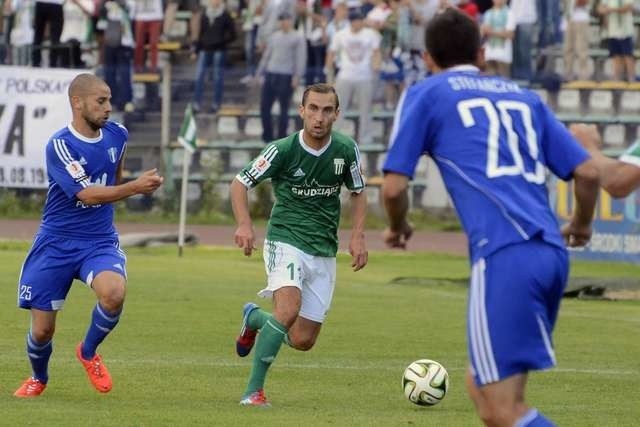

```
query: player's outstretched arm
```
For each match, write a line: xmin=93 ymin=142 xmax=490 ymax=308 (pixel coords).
xmin=349 ymin=191 xmax=368 ymax=271
xmin=230 ymin=178 xmax=256 ymax=257
xmin=572 ymin=123 xmax=640 ymax=198
xmin=76 ymin=168 xmax=163 ymax=205
xmin=561 ymin=159 xmax=599 ymax=247
xmin=381 ymin=172 xmax=413 ymax=249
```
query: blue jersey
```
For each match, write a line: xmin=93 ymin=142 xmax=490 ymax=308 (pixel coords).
xmin=39 ymin=121 xmax=128 ymax=239
xmin=384 ymin=66 xmax=590 ymax=261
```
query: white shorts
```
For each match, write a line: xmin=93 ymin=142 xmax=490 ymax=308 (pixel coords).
xmin=260 ymin=240 xmax=336 ymax=323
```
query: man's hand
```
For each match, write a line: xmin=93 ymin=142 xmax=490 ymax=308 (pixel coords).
xmin=132 ymin=168 xmax=163 ymax=194
xmin=570 ymin=123 xmax=602 ymax=153
xmin=383 ymin=221 xmax=413 ymax=249
xmin=349 ymin=232 xmax=368 ymax=271
xmin=560 ymin=221 xmax=592 ymax=248
xmin=234 ymin=224 xmax=256 ymax=256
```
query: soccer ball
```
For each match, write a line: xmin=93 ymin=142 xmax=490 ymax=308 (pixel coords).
xmin=402 ymin=359 xmax=449 ymax=406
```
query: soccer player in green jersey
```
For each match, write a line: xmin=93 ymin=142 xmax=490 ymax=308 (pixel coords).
xmin=230 ymin=83 xmax=368 ymax=407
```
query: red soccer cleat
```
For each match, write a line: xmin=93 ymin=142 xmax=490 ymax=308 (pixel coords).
xmin=14 ymin=377 xmax=47 ymax=398
xmin=76 ymin=342 xmax=112 ymax=393
xmin=239 ymin=389 xmax=271 ymax=407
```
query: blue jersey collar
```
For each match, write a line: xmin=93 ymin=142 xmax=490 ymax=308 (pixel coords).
xmin=68 ymin=123 xmax=103 ymax=143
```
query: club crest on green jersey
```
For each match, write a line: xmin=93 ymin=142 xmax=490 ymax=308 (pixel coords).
xmin=334 ymin=158 xmax=345 ymax=174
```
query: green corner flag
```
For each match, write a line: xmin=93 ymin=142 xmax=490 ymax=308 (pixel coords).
xmin=178 ymin=103 xmax=197 ymax=153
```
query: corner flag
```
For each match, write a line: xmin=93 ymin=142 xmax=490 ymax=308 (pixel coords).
xmin=178 ymin=103 xmax=197 ymax=153
xmin=177 ymin=103 xmax=197 ymax=257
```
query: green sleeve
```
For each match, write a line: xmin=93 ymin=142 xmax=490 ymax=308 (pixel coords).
xmin=235 ymin=142 xmax=284 ymax=188
xmin=343 ymin=142 xmax=366 ymax=192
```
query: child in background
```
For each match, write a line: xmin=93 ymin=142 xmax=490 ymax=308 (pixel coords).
xmin=481 ymin=0 xmax=513 ymax=77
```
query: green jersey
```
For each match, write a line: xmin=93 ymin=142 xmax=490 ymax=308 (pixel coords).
xmin=236 ymin=130 xmax=366 ymax=257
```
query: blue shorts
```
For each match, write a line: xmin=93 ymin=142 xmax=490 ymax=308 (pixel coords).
xmin=467 ymin=240 xmax=568 ymax=386
xmin=18 ymin=233 xmax=127 ymax=311
xmin=608 ymin=37 xmax=634 ymax=56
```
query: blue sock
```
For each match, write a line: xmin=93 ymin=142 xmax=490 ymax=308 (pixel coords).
xmin=515 ymin=409 xmax=556 ymax=427
xmin=27 ymin=333 xmax=52 ymax=384
xmin=81 ymin=303 xmax=121 ymax=360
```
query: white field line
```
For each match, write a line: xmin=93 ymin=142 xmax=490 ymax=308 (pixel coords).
xmin=0 ymin=355 xmax=637 ymax=377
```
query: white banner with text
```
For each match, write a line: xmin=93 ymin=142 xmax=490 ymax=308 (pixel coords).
xmin=0 ymin=66 xmax=85 ymax=188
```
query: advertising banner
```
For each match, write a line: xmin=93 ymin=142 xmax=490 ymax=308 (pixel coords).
xmin=0 ymin=66 xmax=84 ymax=188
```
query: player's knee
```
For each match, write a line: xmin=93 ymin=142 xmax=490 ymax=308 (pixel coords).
xmin=295 ymin=336 xmax=316 ymax=351
xmin=98 ymin=284 xmax=126 ymax=313
xmin=31 ymin=324 xmax=55 ymax=342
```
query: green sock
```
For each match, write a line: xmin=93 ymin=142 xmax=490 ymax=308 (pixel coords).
xmin=244 ymin=316 xmax=288 ymax=395
xmin=247 ymin=308 xmax=271 ymax=331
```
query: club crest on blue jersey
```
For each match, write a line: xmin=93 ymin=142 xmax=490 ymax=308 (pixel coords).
xmin=108 ymin=147 xmax=118 ymax=163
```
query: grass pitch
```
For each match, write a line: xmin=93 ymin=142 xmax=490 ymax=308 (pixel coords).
xmin=0 ymin=243 xmax=639 ymax=426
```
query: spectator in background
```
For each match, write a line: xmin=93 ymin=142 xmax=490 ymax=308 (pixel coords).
xmin=319 ymin=0 xmax=332 ymax=18
xmin=398 ymin=0 xmax=437 ymax=84
xmin=326 ymin=8 xmax=381 ymax=146
xmin=7 ymin=0 xmax=34 ymax=65
xmin=325 ymin=0 xmax=349 ymax=79
xmin=457 ymin=0 xmax=478 ymax=19
xmin=257 ymin=0 xmax=296 ymax=50
xmin=537 ymin=0 xmax=561 ymax=48
xmin=360 ymin=0 xmax=375 ymax=16
xmin=60 ymin=0 xmax=95 ymax=68
xmin=406 ymin=0 xmax=438 ymax=51
xmin=97 ymin=0 xmax=134 ymax=111
xmin=32 ymin=0 xmax=64 ymax=67
xmin=133 ymin=0 xmax=164 ymax=73
xmin=240 ymin=0 xmax=262 ymax=83
xmin=377 ymin=0 xmax=403 ymax=109
xmin=0 ymin=0 xmax=9 ymax=63
xmin=481 ymin=0 xmax=513 ymax=77
xmin=256 ymin=11 xmax=306 ymax=142
xmin=326 ymin=1 xmax=349 ymax=43
xmin=365 ymin=0 xmax=392 ymax=30
xmin=474 ymin=0 xmax=491 ymax=13
xmin=191 ymin=0 xmax=235 ymax=114
xmin=599 ymin=0 xmax=636 ymax=82
xmin=509 ymin=0 xmax=537 ymax=81
xmin=302 ymin=0 xmax=329 ymax=85
xmin=163 ymin=0 xmax=201 ymax=44
xmin=563 ymin=0 xmax=591 ymax=81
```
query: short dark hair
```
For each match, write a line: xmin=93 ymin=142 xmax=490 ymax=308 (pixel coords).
xmin=425 ymin=8 xmax=480 ymax=69
xmin=301 ymin=83 xmax=340 ymax=110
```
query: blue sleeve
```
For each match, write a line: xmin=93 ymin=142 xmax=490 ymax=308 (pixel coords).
xmin=46 ymin=138 xmax=91 ymax=199
xmin=109 ymin=121 xmax=129 ymax=162
xmin=383 ymin=86 xmax=431 ymax=179
xmin=538 ymin=102 xmax=590 ymax=181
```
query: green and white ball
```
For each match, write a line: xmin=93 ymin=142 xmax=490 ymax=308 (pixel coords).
xmin=402 ymin=359 xmax=449 ymax=406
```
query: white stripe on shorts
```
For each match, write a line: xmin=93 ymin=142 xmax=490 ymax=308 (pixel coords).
xmin=536 ymin=314 xmax=557 ymax=365
xmin=469 ymin=258 xmax=499 ymax=384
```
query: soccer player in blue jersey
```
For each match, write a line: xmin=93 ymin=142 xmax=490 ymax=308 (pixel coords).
xmin=14 ymin=73 xmax=163 ymax=398
xmin=382 ymin=9 xmax=600 ymax=427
